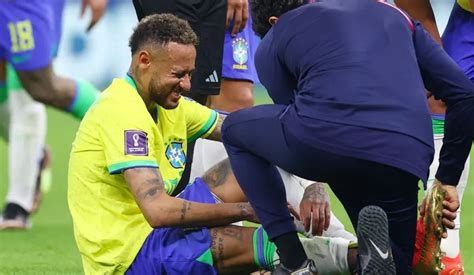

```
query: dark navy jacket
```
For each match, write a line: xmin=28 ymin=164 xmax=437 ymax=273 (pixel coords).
xmin=255 ymin=0 xmax=474 ymax=184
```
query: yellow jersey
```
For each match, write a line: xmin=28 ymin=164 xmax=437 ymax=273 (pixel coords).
xmin=458 ymin=0 xmax=473 ymax=12
xmin=68 ymin=76 xmax=218 ymax=274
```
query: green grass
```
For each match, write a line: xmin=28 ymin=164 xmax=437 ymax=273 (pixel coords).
xmin=0 ymin=87 xmax=473 ymax=273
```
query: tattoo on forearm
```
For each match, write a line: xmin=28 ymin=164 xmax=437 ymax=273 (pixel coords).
xmin=137 ymin=170 xmax=165 ymax=200
xmin=208 ymin=114 xmax=225 ymax=141
xmin=202 ymin=159 xmax=232 ymax=188
xmin=237 ymin=203 xmax=251 ymax=218
xmin=302 ymin=183 xmax=328 ymax=203
xmin=143 ymin=187 xmax=159 ymax=199
xmin=180 ymin=201 xmax=192 ymax=221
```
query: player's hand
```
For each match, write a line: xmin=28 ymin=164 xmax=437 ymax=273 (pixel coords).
xmin=226 ymin=0 xmax=249 ymax=37
xmin=420 ymin=179 xmax=459 ymax=238
xmin=80 ymin=0 xmax=108 ymax=32
xmin=299 ymin=182 xmax=331 ymax=236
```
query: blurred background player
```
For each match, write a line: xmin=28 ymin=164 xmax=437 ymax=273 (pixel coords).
xmin=209 ymin=0 xmax=258 ymax=112
xmin=0 ymin=0 xmax=105 ymax=121
xmin=395 ymin=0 xmax=472 ymax=273
xmin=0 ymin=0 xmax=107 ymax=229
xmin=0 ymin=64 xmax=48 ymax=229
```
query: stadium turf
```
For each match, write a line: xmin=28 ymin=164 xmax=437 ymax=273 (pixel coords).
xmin=0 ymin=87 xmax=473 ymax=273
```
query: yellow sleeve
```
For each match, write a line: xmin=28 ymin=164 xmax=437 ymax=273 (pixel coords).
xmin=181 ymin=97 xmax=219 ymax=143
xmin=458 ymin=0 xmax=472 ymax=12
xmin=98 ymin=108 xmax=159 ymax=174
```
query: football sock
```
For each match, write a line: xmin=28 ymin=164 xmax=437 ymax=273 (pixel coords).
xmin=7 ymin=91 xmax=46 ymax=211
xmin=67 ymin=79 xmax=99 ymax=119
xmin=0 ymin=81 xmax=6 ymax=104
xmin=253 ymin=226 xmax=278 ymax=271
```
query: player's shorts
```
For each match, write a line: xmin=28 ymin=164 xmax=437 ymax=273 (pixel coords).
xmin=126 ymin=178 xmax=218 ymax=275
xmin=442 ymin=1 xmax=474 ymax=80
xmin=0 ymin=0 xmax=64 ymax=71
xmin=133 ymin=0 xmax=226 ymax=96
xmin=221 ymin=10 xmax=259 ymax=83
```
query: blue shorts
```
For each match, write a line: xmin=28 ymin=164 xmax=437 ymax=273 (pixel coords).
xmin=126 ymin=178 xmax=218 ymax=275
xmin=221 ymin=9 xmax=259 ymax=83
xmin=442 ymin=2 xmax=474 ymax=80
xmin=0 ymin=0 xmax=65 ymax=71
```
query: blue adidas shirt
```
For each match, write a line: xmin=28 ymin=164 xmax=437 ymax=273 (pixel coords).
xmin=255 ymin=0 xmax=474 ymax=184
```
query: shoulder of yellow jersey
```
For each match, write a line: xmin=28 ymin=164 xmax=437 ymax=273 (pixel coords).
xmin=458 ymin=0 xmax=473 ymax=13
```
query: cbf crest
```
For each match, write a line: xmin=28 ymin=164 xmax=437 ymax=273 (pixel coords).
xmin=232 ymin=37 xmax=248 ymax=70
xmin=165 ymin=142 xmax=186 ymax=169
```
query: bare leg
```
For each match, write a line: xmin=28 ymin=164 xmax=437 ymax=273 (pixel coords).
xmin=17 ymin=63 xmax=76 ymax=110
xmin=210 ymin=225 xmax=260 ymax=274
xmin=209 ymin=79 xmax=254 ymax=112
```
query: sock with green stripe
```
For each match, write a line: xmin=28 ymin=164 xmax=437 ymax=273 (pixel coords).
xmin=67 ymin=79 xmax=99 ymax=120
xmin=0 ymin=81 xmax=6 ymax=104
xmin=253 ymin=226 xmax=278 ymax=271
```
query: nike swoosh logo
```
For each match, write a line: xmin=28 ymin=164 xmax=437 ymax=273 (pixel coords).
xmin=369 ymin=239 xmax=389 ymax=259
xmin=11 ymin=53 xmax=32 ymax=64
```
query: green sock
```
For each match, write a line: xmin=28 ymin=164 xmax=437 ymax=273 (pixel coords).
xmin=1 ymin=63 xmax=23 ymax=104
xmin=6 ymin=63 xmax=22 ymax=91
xmin=253 ymin=226 xmax=278 ymax=271
xmin=68 ymin=79 xmax=99 ymax=120
xmin=0 ymin=81 xmax=6 ymax=104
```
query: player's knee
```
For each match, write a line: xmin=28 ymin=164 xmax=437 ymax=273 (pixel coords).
xmin=217 ymin=80 xmax=254 ymax=111
xmin=231 ymin=88 xmax=254 ymax=109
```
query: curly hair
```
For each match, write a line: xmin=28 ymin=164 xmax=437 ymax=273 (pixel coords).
xmin=250 ymin=0 xmax=304 ymax=38
xmin=129 ymin=13 xmax=199 ymax=55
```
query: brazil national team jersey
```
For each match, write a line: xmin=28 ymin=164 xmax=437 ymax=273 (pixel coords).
xmin=457 ymin=0 xmax=473 ymax=12
xmin=68 ymin=76 xmax=218 ymax=274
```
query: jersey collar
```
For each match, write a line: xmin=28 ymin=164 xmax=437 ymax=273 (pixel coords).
xmin=124 ymin=73 xmax=159 ymax=122
xmin=124 ymin=74 xmax=138 ymax=92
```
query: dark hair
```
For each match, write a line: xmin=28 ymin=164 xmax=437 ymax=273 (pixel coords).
xmin=129 ymin=13 xmax=198 ymax=55
xmin=250 ymin=0 xmax=304 ymax=38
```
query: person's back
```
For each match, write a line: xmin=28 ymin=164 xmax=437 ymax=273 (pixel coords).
xmin=256 ymin=0 xmax=434 ymax=180
xmin=222 ymin=0 xmax=474 ymax=273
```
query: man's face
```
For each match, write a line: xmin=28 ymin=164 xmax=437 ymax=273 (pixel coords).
xmin=148 ymin=42 xmax=196 ymax=109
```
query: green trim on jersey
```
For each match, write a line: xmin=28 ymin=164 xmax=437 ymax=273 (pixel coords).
xmin=195 ymin=248 xmax=214 ymax=266
xmin=188 ymin=110 xmax=218 ymax=143
xmin=432 ymin=117 xmax=445 ymax=135
xmin=124 ymin=75 xmax=138 ymax=91
xmin=108 ymin=160 xmax=159 ymax=174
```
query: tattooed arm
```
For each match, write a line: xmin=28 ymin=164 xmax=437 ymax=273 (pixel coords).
xmin=124 ymin=167 xmax=257 ymax=228
xmin=299 ymin=182 xmax=331 ymax=236
xmin=206 ymin=113 xmax=226 ymax=141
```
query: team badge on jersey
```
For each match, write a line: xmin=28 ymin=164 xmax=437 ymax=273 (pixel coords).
xmin=166 ymin=142 xmax=186 ymax=169
xmin=124 ymin=130 xmax=148 ymax=156
xmin=232 ymin=37 xmax=249 ymax=70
